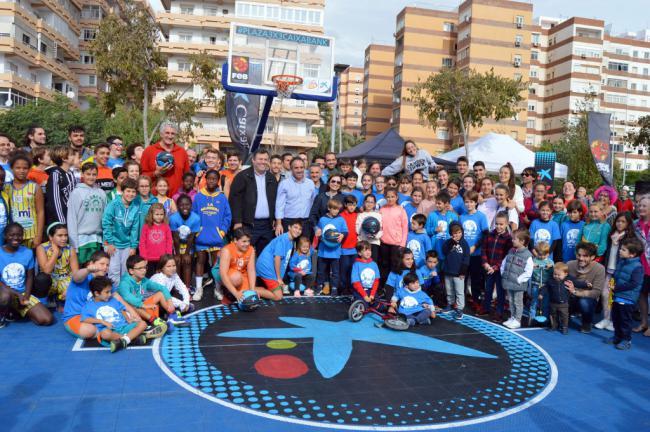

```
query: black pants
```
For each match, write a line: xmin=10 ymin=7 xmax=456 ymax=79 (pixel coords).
xmin=549 ymin=303 xmax=569 ymax=330
xmin=611 ymin=302 xmax=634 ymax=342
xmin=317 ymin=257 xmax=340 ymax=292
xmin=379 ymin=243 xmax=400 ymax=288
xmin=291 ymin=273 xmax=315 ymax=292
xmin=468 ymin=255 xmax=484 ymax=303
xmin=339 ymin=254 xmax=356 ymax=296
xmin=249 ymin=218 xmax=274 ymax=255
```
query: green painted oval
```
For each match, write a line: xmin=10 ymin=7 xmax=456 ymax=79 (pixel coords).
xmin=266 ymin=339 xmax=297 ymax=349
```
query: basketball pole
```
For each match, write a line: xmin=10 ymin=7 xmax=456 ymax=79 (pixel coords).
xmin=330 ymin=95 xmax=337 ymax=153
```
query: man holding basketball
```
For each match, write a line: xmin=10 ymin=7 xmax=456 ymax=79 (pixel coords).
xmin=140 ymin=122 xmax=190 ymax=196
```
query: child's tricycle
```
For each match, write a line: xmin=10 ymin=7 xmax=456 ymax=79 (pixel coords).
xmin=348 ymin=299 xmax=410 ymax=331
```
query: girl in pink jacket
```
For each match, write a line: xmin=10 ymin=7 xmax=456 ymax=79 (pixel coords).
xmin=140 ymin=203 xmax=173 ymax=276
xmin=379 ymin=188 xmax=409 ymax=285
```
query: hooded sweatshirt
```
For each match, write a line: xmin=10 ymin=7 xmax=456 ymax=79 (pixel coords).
xmin=101 ymin=196 xmax=141 ymax=249
xmin=441 ymin=221 xmax=470 ymax=276
xmin=67 ymin=183 xmax=107 ymax=249
xmin=117 ymin=273 xmax=171 ymax=308
xmin=381 ymin=149 xmax=436 ymax=180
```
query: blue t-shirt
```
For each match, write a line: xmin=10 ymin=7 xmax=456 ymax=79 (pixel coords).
xmin=317 ymin=215 xmax=348 ymax=259
xmin=351 ymin=259 xmax=380 ymax=291
xmin=1 ymin=161 xmax=13 ymax=183
xmin=385 ymin=269 xmax=423 ymax=291
xmin=397 ymin=193 xmax=410 ymax=205
xmin=402 ymin=201 xmax=418 ymax=222
xmin=425 ymin=210 xmax=459 ymax=260
xmin=62 ymin=274 xmax=93 ymax=322
xmin=460 ymin=211 xmax=489 ymax=256
xmin=169 ymin=211 xmax=201 ymax=244
xmin=0 ymin=246 xmax=34 ymax=293
xmin=530 ymin=219 xmax=561 ymax=258
xmin=417 ymin=265 xmax=440 ymax=287
xmin=561 ymin=220 xmax=585 ymax=262
xmin=107 ymin=157 xmax=124 ymax=168
xmin=81 ymin=297 xmax=127 ymax=332
xmin=450 ymin=195 xmax=466 ymax=216
xmin=288 ymin=249 xmax=313 ymax=277
xmin=374 ymin=193 xmax=386 ymax=209
xmin=256 ymin=233 xmax=294 ymax=281
xmin=406 ymin=231 xmax=432 ymax=268
xmin=392 ymin=286 xmax=434 ymax=315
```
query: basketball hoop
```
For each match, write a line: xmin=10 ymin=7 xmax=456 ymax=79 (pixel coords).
xmin=271 ymin=74 xmax=303 ymax=99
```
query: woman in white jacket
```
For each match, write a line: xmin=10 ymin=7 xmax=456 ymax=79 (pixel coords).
xmin=150 ymin=254 xmax=193 ymax=314
xmin=381 ymin=140 xmax=436 ymax=180
xmin=498 ymin=162 xmax=525 ymax=213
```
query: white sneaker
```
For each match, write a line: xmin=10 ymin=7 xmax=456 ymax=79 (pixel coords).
xmin=502 ymin=317 xmax=514 ymax=326
xmin=294 ymin=289 xmax=301 ymax=297
xmin=192 ymin=286 xmax=203 ymax=301
xmin=282 ymin=284 xmax=290 ymax=295
xmin=594 ymin=318 xmax=609 ymax=330
xmin=305 ymin=288 xmax=314 ymax=297
xmin=605 ymin=321 xmax=615 ymax=332
xmin=213 ymin=283 xmax=224 ymax=301
xmin=509 ymin=319 xmax=521 ymax=329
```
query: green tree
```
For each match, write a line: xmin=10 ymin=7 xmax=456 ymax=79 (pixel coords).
xmin=408 ymin=68 xmax=527 ymax=161
xmin=0 ymin=95 xmax=105 ymax=146
xmin=626 ymin=115 xmax=650 ymax=151
xmin=313 ymin=127 xmax=362 ymax=155
xmin=103 ymin=103 xmax=165 ymax=145
xmin=318 ymin=102 xmax=332 ymax=127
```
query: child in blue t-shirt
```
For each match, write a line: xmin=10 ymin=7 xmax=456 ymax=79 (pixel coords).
xmin=351 ymin=240 xmax=381 ymax=304
xmin=315 ymin=199 xmax=348 ymax=296
xmin=390 ymin=272 xmax=436 ymax=327
xmin=402 ymin=187 xmax=424 ymax=222
xmin=446 ymin=178 xmax=466 ymax=216
xmin=425 ymin=191 xmax=458 ymax=263
xmin=460 ymin=190 xmax=489 ymax=307
xmin=407 ymin=213 xmax=432 ymax=269
xmin=384 ymin=247 xmax=423 ymax=301
xmin=288 ymin=236 xmax=314 ymax=297
xmin=560 ymin=200 xmax=585 ymax=262
xmin=192 ymin=170 xmax=231 ymax=300
xmin=169 ymin=194 xmax=201 ymax=291
xmin=82 ymin=276 xmax=147 ymax=353
xmin=529 ymin=201 xmax=561 ymax=260
xmin=0 ymin=223 xmax=53 ymax=327
xmin=256 ymin=221 xmax=303 ymax=300
xmin=418 ymin=250 xmax=443 ymax=306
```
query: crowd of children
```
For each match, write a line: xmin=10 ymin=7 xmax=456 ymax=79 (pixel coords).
xmin=0 ymin=127 xmax=648 ymax=353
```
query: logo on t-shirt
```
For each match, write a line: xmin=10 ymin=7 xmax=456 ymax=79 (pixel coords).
xmin=360 ymin=268 xmax=375 ymax=288
xmin=407 ymin=239 xmax=422 ymax=259
xmin=566 ymin=228 xmax=579 ymax=247
xmin=2 ymin=262 xmax=25 ymax=290
xmin=463 ymin=220 xmax=478 ymax=239
xmin=534 ymin=228 xmax=551 ymax=245
xmin=96 ymin=305 xmax=122 ymax=324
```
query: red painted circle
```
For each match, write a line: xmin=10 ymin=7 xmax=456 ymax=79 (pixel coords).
xmin=254 ymin=354 xmax=309 ymax=379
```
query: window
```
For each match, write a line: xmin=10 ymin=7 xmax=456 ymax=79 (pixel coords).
xmin=528 ymin=104 xmax=536 ymax=111
xmin=88 ymin=75 xmax=96 ymax=86
xmin=442 ymin=58 xmax=453 ymax=68
xmin=443 ymin=22 xmax=454 ymax=32
xmin=531 ymin=51 xmax=539 ymax=60
xmin=515 ymin=16 xmax=524 ymax=28
xmin=644 ymin=68 xmax=649 ymax=76
xmin=30 ymin=73 xmax=37 ymax=83
xmin=9 ymin=62 xmax=17 ymax=73
xmin=178 ymin=62 xmax=191 ymax=72
xmin=513 ymin=55 xmax=522 ymax=67
xmin=82 ymin=29 xmax=96 ymax=41
xmin=532 ymin=33 xmax=540 ymax=46
xmin=394 ymin=72 xmax=402 ymax=84
xmin=205 ymin=7 xmax=218 ymax=16
xmin=396 ymin=17 xmax=405 ymax=33
xmin=180 ymin=4 xmax=194 ymax=15
xmin=80 ymin=54 xmax=94 ymax=64
xmin=82 ymin=5 xmax=101 ymax=19
xmin=22 ymin=33 xmax=31 ymax=46
xmin=354 ymin=99 xmax=360 ymax=104
xmin=437 ymin=130 xmax=449 ymax=140
xmin=608 ymin=62 xmax=628 ymax=72
xmin=527 ymin=119 xmax=535 ymax=128
xmin=634 ymin=50 xmax=639 ymax=57
xmin=529 ymin=86 xmax=536 ymax=95
xmin=39 ymin=42 xmax=47 ymax=54
xmin=303 ymin=63 xmax=319 ymax=79
xmin=178 ymin=32 xmax=192 ymax=42
xmin=607 ymin=78 xmax=627 ymax=88
xmin=515 ymin=35 xmax=522 ymax=47
xmin=514 ymin=73 xmax=522 ymax=81
xmin=529 ymin=69 xmax=538 ymax=78
xmin=631 ymin=83 xmax=638 ymax=91
xmin=646 ymin=52 xmax=650 ymax=59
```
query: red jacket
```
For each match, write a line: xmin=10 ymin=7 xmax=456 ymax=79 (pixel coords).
xmin=140 ymin=141 xmax=190 ymax=196
xmin=616 ymin=198 xmax=634 ymax=214
xmin=340 ymin=210 xmax=359 ymax=250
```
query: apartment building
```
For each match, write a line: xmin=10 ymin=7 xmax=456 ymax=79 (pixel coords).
xmin=361 ymin=43 xmax=393 ymax=139
xmin=338 ymin=66 xmax=363 ymax=136
xmin=391 ymin=7 xmax=457 ymax=154
xmin=155 ymin=0 xmax=324 ymax=151
xmin=529 ymin=16 xmax=649 ymax=171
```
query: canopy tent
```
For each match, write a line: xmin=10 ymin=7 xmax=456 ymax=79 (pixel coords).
xmin=436 ymin=133 xmax=568 ymax=178
xmin=338 ymin=129 xmax=455 ymax=168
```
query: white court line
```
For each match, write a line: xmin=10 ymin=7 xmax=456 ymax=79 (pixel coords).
xmin=71 ymin=337 xmax=153 ymax=352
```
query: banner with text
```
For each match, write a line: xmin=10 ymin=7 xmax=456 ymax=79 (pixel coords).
xmin=587 ymin=111 xmax=613 ymax=186
xmin=225 ymin=62 xmax=262 ymax=160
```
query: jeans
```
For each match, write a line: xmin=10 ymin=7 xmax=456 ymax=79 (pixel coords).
xmin=507 ymin=290 xmax=524 ymax=320
xmin=317 ymin=257 xmax=340 ymax=293
xmin=445 ymin=275 xmax=465 ymax=311
xmin=405 ymin=309 xmax=431 ymax=326
xmin=526 ymin=283 xmax=550 ymax=318
xmin=484 ymin=271 xmax=505 ymax=314
xmin=249 ymin=219 xmax=274 ymax=255
xmin=611 ymin=302 xmax=634 ymax=342
xmin=571 ymin=296 xmax=596 ymax=325
xmin=339 ymin=254 xmax=357 ymax=296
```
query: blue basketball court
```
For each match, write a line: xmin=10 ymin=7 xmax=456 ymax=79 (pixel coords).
xmin=2 ymin=296 xmax=650 ymax=432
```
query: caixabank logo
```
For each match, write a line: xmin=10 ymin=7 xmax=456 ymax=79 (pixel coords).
xmin=153 ymin=297 xmax=557 ymax=430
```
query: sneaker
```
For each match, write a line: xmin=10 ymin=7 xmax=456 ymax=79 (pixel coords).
xmin=144 ymin=322 xmax=168 ymax=339
xmin=454 ymin=310 xmax=463 ymax=320
xmin=615 ymin=340 xmax=632 ymax=350
xmin=561 ymin=327 xmax=568 ymax=335
xmin=293 ymin=289 xmax=301 ymax=297
xmin=509 ymin=319 xmax=521 ymax=329
xmin=202 ymin=277 xmax=214 ymax=289
xmin=110 ymin=338 xmax=128 ymax=353
xmin=304 ymin=288 xmax=314 ymax=297
xmin=502 ymin=317 xmax=514 ymax=326
xmin=213 ymin=283 xmax=224 ymax=301
xmin=580 ymin=323 xmax=592 ymax=334
xmin=168 ymin=313 xmax=190 ymax=327
xmin=594 ymin=319 xmax=610 ymax=330
xmin=330 ymin=288 xmax=339 ymax=297
xmin=605 ymin=321 xmax=615 ymax=332
xmin=604 ymin=337 xmax=621 ymax=345
xmin=192 ymin=286 xmax=204 ymax=301
xmin=406 ymin=317 xmax=416 ymax=327
xmin=0 ymin=315 xmax=7 ymax=329
xmin=282 ymin=284 xmax=290 ymax=295
xmin=441 ymin=306 xmax=453 ymax=313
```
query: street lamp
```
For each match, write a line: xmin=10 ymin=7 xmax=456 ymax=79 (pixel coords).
xmin=622 ymin=150 xmax=632 ymax=186
xmin=331 ymin=63 xmax=349 ymax=153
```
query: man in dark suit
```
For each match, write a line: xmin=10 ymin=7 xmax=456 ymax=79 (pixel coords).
xmin=229 ymin=149 xmax=278 ymax=254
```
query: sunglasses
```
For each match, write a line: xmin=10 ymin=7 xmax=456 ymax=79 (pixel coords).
xmin=329 ymin=180 xmax=341 ymax=184
xmin=522 ymin=173 xmax=534 ymax=177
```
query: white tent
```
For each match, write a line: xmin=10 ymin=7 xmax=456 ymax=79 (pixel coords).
xmin=437 ymin=133 xmax=568 ymax=178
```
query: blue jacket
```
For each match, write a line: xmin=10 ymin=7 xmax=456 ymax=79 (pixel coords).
xmin=441 ymin=222 xmax=470 ymax=276
xmin=192 ymin=189 xmax=232 ymax=248
xmin=541 ymin=276 xmax=573 ymax=304
xmin=613 ymin=257 xmax=644 ymax=304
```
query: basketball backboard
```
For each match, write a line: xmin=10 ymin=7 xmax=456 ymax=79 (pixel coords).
xmin=223 ymin=23 xmax=336 ymax=101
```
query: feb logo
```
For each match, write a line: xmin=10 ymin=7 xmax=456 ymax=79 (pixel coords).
xmin=155 ymin=298 xmax=557 ymax=429
xmin=590 ymin=139 xmax=609 ymax=161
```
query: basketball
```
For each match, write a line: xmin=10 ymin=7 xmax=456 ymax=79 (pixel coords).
xmin=361 ymin=216 xmax=380 ymax=235
xmin=322 ymin=229 xmax=341 ymax=247
xmin=156 ymin=151 xmax=174 ymax=167
xmin=238 ymin=290 xmax=260 ymax=312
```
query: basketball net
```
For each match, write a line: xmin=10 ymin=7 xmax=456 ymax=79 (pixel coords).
xmin=271 ymin=75 xmax=303 ymax=149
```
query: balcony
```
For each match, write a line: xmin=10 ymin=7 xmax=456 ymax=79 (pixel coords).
xmin=159 ymin=40 xmax=229 ymax=57
xmin=0 ymin=72 xmax=55 ymax=100
xmin=192 ymin=127 xmax=319 ymax=149
xmin=0 ymin=36 xmax=76 ymax=82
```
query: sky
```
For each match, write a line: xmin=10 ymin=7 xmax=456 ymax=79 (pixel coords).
xmin=325 ymin=0 xmax=650 ymax=67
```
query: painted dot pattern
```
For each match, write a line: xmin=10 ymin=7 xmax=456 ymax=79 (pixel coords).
xmin=158 ymin=297 xmax=554 ymax=428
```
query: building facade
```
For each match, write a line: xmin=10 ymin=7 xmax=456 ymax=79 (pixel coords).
xmin=154 ymin=0 xmax=324 ymax=151
xmin=361 ymin=43 xmax=393 ymax=139
xmin=338 ymin=66 xmax=362 ymax=136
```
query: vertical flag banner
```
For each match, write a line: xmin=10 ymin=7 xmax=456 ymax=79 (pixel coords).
xmin=587 ymin=112 xmax=613 ymax=186
xmin=534 ymin=152 xmax=556 ymax=190
xmin=225 ymin=62 xmax=262 ymax=161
